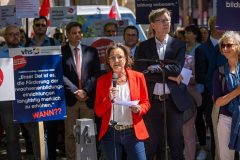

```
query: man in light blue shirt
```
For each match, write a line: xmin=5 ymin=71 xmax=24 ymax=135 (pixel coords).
xmin=0 ymin=25 xmax=22 ymax=160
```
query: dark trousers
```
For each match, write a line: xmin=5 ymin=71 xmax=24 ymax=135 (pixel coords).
xmin=144 ymin=98 xmax=184 ymax=160
xmin=195 ymin=106 xmax=207 ymax=146
xmin=45 ymin=120 xmax=64 ymax=160
xmin=202 ymin=92 xmax=215 ymax=159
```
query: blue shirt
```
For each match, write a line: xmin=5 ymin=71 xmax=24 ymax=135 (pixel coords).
xmin=0 ymin=45 xmax=10 ymax=58
xmin=28 ymin=35 xmax=60 ymax=47
xmin=0 ymin=45 xmax=22 ymax=58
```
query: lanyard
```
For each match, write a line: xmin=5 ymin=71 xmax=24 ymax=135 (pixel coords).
xmin=225 ymin=61 xmax=240 ymax=105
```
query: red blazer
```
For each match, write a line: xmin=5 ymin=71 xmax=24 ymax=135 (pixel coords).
xmin=94 ymin=69 xmax=150 ymax=141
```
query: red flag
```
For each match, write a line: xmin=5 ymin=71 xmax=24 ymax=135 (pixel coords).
xmin=39 ymin=0 xmax=50 ymax=17
xmin=108 ymin=0 xmax=121 ymax=20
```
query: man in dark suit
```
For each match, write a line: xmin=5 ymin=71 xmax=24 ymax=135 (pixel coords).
xmin=135 ymin=8 xmax=193 ymax=160
xmin=62 ymin=21 xmax=100 ymax=160
xmin=123 ymin=25 xmax=139 ymax=60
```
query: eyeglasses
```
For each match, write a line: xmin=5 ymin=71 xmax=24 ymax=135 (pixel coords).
xmin=220 ymin=43 xmax=236 ymax=49
xmin=34 ymin=23 xmax=47 ymax=27
xmin=109 ymin=56 xmax=125 ymax=61
xmin=6 ymin=32 xmax=20 ymax=37
xmin=155 ymin=19 xmax=171 ymax=24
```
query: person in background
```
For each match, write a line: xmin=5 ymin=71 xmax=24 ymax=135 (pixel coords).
xmin=18 ymin=28 xmax=33 ymax=154
xmin=62 ymin=21 xmax=100 ymax=160
xmin=146 ymin=25 xmax=155 ymax=39
xmin=24 ymin=16 xmax=61 ymax=160
xmin=182 ymin=25 xmax=202 ymax=160
xmin=0 ymin=36 xmax=5 ymax=47
xmin=213 ymin=31 xmax=240 ymax=160
xmin=53 ymin=31 xmax=66 ymax=45
xmin=168 ymin=24 xmax=202 ymax=160
xmin=19 ymin=29 xmax=28 ymax=46
xmin=0 ymin=25 xmax=22 ymax=160
xmin=95 ymin=43 xmax=150 ymax=160
xmin=199 ymin=26 xmax=210 ymax=43
xmin=103 ymin=22 xmax=118 ymax=37
xmin=123 ymin=25 xmax=139 ymax=60
xmin=195 ymin=16 xmax=227 ymax=160
xmin=135 ymin=8 xmax=194 ymax=160
xmin=174 ymin=27 xmax=185 ymax=42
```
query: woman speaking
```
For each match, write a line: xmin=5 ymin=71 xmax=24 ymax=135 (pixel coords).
xmin=94 ymin=43 xmax=150 ymax=160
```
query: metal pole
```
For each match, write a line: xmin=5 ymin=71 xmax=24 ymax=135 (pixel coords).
xmin=26 ymin=18 xmax=29 ymax=38
xmin=65 ymin=0 xmax=70 ymax=6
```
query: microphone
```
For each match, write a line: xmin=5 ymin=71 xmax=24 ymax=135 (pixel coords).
xmin=111 ymin=73 xmax=118 ymax=126
xmin=112 ymin=73 xmax=118 ymax=88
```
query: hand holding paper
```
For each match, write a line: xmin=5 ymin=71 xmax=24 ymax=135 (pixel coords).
xmin=113 ymin=100 xmax=139 ymax=107
xmin=180 ymin=68 xmax=192 ymax=85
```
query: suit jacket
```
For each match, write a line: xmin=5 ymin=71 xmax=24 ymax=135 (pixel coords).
xmin=195 ymin=39 xmax=227 ymax=94
xmin=62 ymin=43 xmax=100 ymax=108
xmin=135 ymin=36 xmax=193 ymax=112
xmin=94 ymin=69 xmax=150 ymax=141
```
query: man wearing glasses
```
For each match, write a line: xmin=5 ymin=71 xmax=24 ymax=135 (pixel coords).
xmin=135 ymin=8 xmax=193 ymax=160
xmin=0 ymin=25 xmax=22 ymax=160
xmin=24 ymin=16 xmax=61 ymax=160
xmin=25 ymin=16 xmax=59 ymax=47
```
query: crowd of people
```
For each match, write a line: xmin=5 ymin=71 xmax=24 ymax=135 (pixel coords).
xmin=0 ymin=7 xmax=240 ymax=160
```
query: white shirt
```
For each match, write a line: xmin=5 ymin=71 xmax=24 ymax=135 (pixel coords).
xmin=130 ymin=45 xmax=137 ymax=59
xmin=155 ymin=34 xmax=169 ymax=60
xmin=153 ymin=35 xmax=170 ymax=95
xmin=210 ymin=36 xmax=218 ymax=47
xmin=110 ymin=81 xmax=133 ymax=125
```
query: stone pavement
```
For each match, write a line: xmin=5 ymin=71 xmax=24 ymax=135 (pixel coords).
xmin=0 ymin=133 xmax=212 ymax=160
xmin=0 ymin=134 xmax=66 ymax=160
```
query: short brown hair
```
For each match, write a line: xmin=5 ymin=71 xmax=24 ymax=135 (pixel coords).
xmin=149 ymin=8 xmax=171 ymax=23
xmin=66 ymin=22 xmax=82 ymax=33
xmin=105 ymin=43 xmax=133 ymax=71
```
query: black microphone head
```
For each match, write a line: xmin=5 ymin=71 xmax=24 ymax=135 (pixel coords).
xmin=112 ymin=73 xmax=118 ymax=87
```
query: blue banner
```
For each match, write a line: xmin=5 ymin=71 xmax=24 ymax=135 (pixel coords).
xmin=217 ymin=0 xmax=240 ymax=31
xmin=135 ymin=0 xmax=179 ymax=24
xmin=9 ymin=46 xmax=66 ymax=123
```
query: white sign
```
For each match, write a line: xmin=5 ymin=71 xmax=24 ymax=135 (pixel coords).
xmin=50 ymin=6 xmax=77 ymax=27
xmin=15 ymin=0 xmax=39 ymax=18
xmin=0 ymin=58 xmax=15 ymax=101
xmin=92 ymin=19 xmax=129 ymax=37
xmin=9 ymin=46 xmax=62 ymax=57
xmin=0 ymin=5 xmax=22 ymax=28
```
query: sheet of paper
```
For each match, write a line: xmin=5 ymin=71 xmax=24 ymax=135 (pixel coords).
xmin=114 ymin=100 xmax=139 ymax=107
xmin=181 ymin=68 xmax=192 ymax=85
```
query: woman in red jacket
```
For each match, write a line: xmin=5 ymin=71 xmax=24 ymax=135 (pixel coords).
xmin=94 ymin=43 xmax=150 ymax=160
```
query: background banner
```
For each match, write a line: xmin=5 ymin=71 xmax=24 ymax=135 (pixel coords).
xmin=9 ymin=46 xmax=66 ymax=123
xmin=135 ymin=0 xmax=179 ymax=24
xmin=217 ymin=0 xmax=240 ymax=31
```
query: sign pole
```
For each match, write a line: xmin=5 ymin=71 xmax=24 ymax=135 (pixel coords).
xmin=39 ymin=122 xmax=46 ymax=160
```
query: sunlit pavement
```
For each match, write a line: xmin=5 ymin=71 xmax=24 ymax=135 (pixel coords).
xmin=0 ymin=133 xmax=212 ymax=160
xmin=0 ymin=134 xmax=66 ymax=160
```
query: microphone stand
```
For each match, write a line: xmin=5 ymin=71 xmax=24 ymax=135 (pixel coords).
xmin=110 ymin=74 xmax=118 ymax=160
xmin=135 ymin=59 xmax=172 ymax=160
xmin=111 ymin=102 xmax=118 ymax=160
xmin=161 ymin=65 xmax=169 ymax=160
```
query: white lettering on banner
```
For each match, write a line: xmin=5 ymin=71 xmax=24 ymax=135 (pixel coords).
xmin=226 ymin=1 xmax=240 ymax=8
